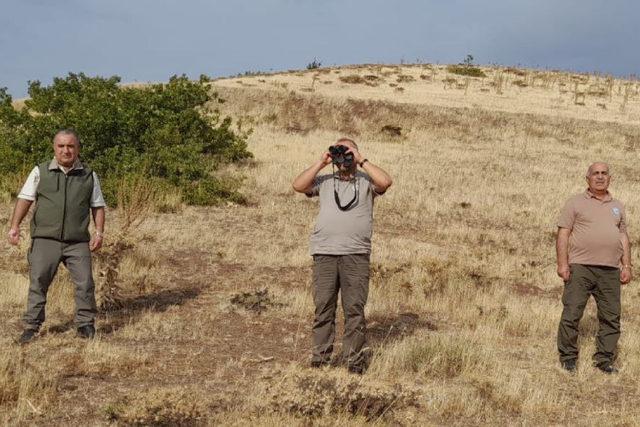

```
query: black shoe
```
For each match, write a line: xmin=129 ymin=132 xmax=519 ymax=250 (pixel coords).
xmin=561 ymin=359 xmax=577 ymax=372
xmin=596 ymin=362 xmax=618 ymax=374
xmin=348 ymin=365 xmax=365 ymax=375
xmin=77 ymin=325 xmax=95 ymax=339
xmin=18 ymin=329 xmax=38 ymax=344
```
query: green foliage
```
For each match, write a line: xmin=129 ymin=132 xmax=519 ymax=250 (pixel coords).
xmin=446 ymin=64 xmax=486 ymax=78
xmin=446 ymin=54 xmax=486 ymax=77
xmin=0 ymin=73 xmax=252 ymax=206
xmin=306 ymin=58 xmax=322 ymax=70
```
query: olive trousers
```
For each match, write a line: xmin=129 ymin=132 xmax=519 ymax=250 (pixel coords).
xmin=557 ymin=264 xmax=621 ymax=366
xmin=24 ymin=238 xmax=97 ymax=331
xmin=311 ymin=254 xmax=370 ymax=369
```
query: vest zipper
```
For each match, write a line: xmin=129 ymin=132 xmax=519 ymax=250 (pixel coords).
xmin=60 ymin=173 xmax=68 ymax=240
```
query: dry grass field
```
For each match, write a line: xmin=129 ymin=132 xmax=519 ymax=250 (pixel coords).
xmin=3 ymin=64 xmax=640 ymax=425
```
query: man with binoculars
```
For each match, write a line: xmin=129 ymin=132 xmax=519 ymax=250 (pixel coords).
xmin=293 ymin=137 xmax=392 ymax=374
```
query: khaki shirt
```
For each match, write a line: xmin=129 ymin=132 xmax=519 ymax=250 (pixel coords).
xmin=558 ymin=190 xmax=627 ymax=268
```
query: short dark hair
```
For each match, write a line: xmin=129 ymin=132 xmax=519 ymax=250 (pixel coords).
xmin=54 ymin=129 xmax=80 ymax=145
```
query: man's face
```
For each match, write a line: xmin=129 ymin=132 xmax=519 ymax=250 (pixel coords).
xmin=586 ymin=163 xmax=611 ymax=193
xmin=334 ymin=141 xmax=356 ymax=173
xmin=53 ymin=134 xmax=80 ymax=167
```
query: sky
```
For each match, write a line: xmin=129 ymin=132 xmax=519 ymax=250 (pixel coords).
xmin=1 ymin=0 xmax=638 ymax=98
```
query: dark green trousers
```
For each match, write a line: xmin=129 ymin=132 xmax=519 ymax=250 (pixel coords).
xmin=311 ymin=254 xmax=370 ymax=369
xmin=557 ymin=264 xmax=621 ymax=365
xmin=24 ymin=238 xmax=97 ymax=331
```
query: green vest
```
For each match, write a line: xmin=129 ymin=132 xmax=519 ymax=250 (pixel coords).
xmin=30 ymin=160 xmax=94 ymax=242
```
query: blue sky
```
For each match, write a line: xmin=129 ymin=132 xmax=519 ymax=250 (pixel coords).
xmin=1 ymin=0 xmax=638 ymax=97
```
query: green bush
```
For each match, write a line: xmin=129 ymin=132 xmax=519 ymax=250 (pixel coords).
xmin=306 ymin=58 xmax=322 ymax=70
xmin=446 ymin=64 xmax=487 ymax=78
xmin=0 ymin=73 xmax=252 ymax=206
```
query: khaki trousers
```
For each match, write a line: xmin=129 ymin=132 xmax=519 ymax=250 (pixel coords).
xmin=557 ymin=264 xmax=621 ymax=365
xmin=24 ymin=238 xmax=97 ymax=330
xmin=311 ymin=254 xmax=370 ymax=369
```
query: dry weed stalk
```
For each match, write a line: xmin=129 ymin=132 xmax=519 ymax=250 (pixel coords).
xmin=95 ymin=174 xmax=160 ymax=309
xmin=492 ymin=71 xmax=505 ymax=95
xmin=573 ymin=82 xmax=586 ymax=105
xmin=620 ymin=83 xmax=632 ymax=112
xmin=443 ymin=77 xmax=457 ymax=90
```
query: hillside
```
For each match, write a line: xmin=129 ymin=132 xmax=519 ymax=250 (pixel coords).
xmin=2 ymin=64 xmax=640 ymax=425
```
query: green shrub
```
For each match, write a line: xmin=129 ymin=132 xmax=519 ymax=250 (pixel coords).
xmin=446 ymin=64 xmax=486 ymax=78
xmin=306 ymin=58 xmax=322 ymax=70
xmin=339 ymin=75 xmax=366 ymax=84
xmin=0 ymin=73 xmax=252 ymax=206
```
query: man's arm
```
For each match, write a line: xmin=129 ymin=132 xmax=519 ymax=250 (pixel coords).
xmin=292 ymin=152 xmax=332 ymax=194
xmin=620 ymin=232 xmax=632 ymax=284
xmin=556 ymin=227 xmax=571 ymax=281
xmin=89 ymin=207 xmax=105 ymax=252
xmin=360 ymin=161 xmax=393 ymax=194
xmin=7 ymin=199 xmax=34 ymax=245
xmin=345 ymin=146 xmax=392 ymax=193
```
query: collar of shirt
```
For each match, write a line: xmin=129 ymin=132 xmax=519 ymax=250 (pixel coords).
xmin=333 ymin=170 xmax=358 ymax=182
xmin=49 ymin=158 xmax=83 ymax=174
xmin=584 ymin=188 xmax=612 ymax=203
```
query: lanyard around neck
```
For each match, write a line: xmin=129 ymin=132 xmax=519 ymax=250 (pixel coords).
xmin=333 ymin=175 xmax=359 ymax=211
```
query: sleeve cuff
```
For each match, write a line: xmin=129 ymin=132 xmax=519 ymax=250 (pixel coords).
xmin=17 ymin=194 xmax=36 ymax=201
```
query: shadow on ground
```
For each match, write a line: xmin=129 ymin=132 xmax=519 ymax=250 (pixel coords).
xmin=99 ymin=287 xmax=202 ymax=334
xmin=35 ymin=287 xmax=202 ymax=336
xmin=367 ymin=312 xmax=437 ymax=349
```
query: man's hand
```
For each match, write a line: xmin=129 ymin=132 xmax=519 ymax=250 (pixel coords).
xmin=321 ymin=151 xmax=332 ymax=165
xmin=7 ymin=228 xmax=20 ymax=246
xmin=341 ymin=144 xmax=364 ymax=164
xmin=621 ymin=266 xmax=632 ymax=285
xmin=557 ymin=264 xmax=571 ymax=282
xmin=89 ymin=234 xmax=103 ymax=252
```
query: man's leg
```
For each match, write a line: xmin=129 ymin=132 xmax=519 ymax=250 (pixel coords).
xmin=338 ymin=253 xmax=370 ymax=371
xmin=591 ymin=267 xmax=621 ymax=367
xmin=557 ymin=264 xmax=592 ymax=363
xmin=62 ymin=242 xmax=97 ymax=329
xmin=24 ymin=238 xmax=62 ymax=330
xmin=312 ymin=255 xmax=339 ymax=365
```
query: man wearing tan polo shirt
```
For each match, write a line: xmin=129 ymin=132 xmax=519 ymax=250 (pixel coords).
xmin=556 ymin=162 xmax=631 ymax=374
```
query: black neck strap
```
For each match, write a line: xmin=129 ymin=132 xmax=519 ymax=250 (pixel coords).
xmin=332 ymin=165 xmax=358 ymax=211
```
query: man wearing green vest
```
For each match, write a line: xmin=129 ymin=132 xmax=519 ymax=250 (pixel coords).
xmin=7 ymin=129 xmax=106 ymax=344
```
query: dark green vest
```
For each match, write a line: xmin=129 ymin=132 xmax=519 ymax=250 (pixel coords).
xmin=30 ymin=160 xmax=94 ymax=242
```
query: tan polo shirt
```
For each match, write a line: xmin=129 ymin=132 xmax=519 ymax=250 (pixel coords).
xmin=558 ymin=190 xmax=627 ymax=268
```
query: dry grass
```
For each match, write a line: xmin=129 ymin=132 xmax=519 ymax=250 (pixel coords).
xmin=2 ymin=63 xmax=640 ymax=424
xmin=212 ymin=64 xmax=640 ymax=125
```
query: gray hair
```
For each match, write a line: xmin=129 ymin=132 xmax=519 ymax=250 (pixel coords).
xmin=54 ymin=129 xmax=80 ymax=145
xmin=586 ymin=162 xmax=610 ymax=177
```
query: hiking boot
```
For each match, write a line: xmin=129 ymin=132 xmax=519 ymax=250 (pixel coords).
xmin=18 ymin=329 xmax=38 ymax=344
xmin=596 ymin=362 xmax=618 ymax=374
xmin=561 ymin=359 xmax=577 ymax=372
xmin=77 ymin=325 xmax=95 ymax=339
